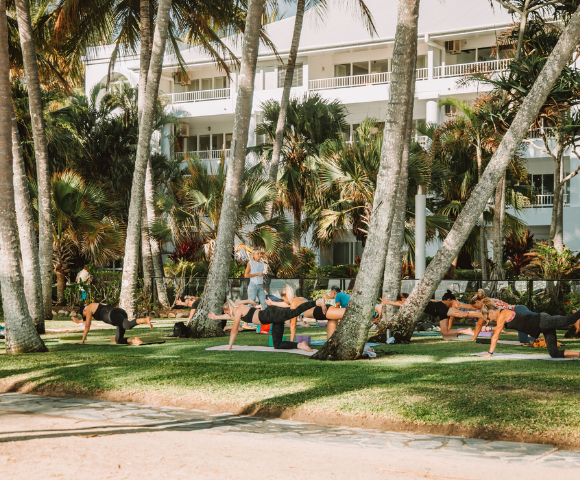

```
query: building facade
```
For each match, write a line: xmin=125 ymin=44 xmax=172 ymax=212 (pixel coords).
xmin=83 ymin=0 xmax=580 ymax=266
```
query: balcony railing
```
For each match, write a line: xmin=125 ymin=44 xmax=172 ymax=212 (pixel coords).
xmin=163 ymin=88 xmax=230 ymax=104
xmin=413 ymin=135 xmax=431 ymax=148
xmin=309 ymin=71 xmax=391 ymax=91
xmin=433 ymin=59 xmax=511 ymax=79
xmin=415 ymin=67 xmax=428 ymax=81
xmin=528 ymin=127 xmax=554 ymax=139
xmin=174 ymin=149 xmax=231 ymax=161
xmin=524 ymin=193 xmax=569 ymax=207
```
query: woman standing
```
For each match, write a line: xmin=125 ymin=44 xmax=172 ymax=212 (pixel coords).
xmin=245 ymin=250 xmax=267 ymax=310
xmin=479 ymin=298 xmax=580 ymax=358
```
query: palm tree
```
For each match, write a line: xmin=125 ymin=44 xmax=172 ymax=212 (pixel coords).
xmin=0 ymin=0 xmax=47 ymax=354
xmin=15 ymin=0 xmax=54 ymax=323
xmin=314 ymin=0 xmax=421 ymax=361
xmin=188 ymin=0 xmax=265 ymax=338
xmin=392 ymin=5 xmax=580 ymax=340
xmin=256 ymin=93 xmax=348 ymax=251
xmin=33 ymin=170 xmax=125 ymax=304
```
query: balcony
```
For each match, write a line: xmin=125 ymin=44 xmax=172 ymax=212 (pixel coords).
xmin=528 ymin=127 xmax=554 ymax=139
xmin=524 ymin=194 xmax=569 ymax=208
xmin=309 ymin=71 xmax=391 ymax=91
xmin=413 ymin=135 xmax=431 ymax=148
xmin=163 ymin=88 xmax=230 ymax=104
xmin=175 ymin=149 xmax=231 ymax=161
xmin=433 ymin=59 xmax=511 ymax=79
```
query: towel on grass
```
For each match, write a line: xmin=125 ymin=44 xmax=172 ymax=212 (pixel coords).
xmin=59 ymin=335 xmax=166 ymax=346
xmin=205 ymin=345 xmax=317 ymax=356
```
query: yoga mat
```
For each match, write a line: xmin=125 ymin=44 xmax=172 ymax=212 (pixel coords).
xmin=205 ymin=345 xmax=317 ymax=356
xmin=310 ymin=340 xmax=382 ymax=347
xmin=59 ymin=335 xmax=165 ymax=346
xmin=476 ymin=338 xmax=523 ymax=346
xmin=471 ymin=352 xmax=578 ymax=361
xmin=413 ymin=332 xmax=441 ymax=336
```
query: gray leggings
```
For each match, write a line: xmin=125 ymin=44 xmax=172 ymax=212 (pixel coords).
xmin=539 ymin=310 xmax=580 ymax=358
xmin=513 ymin=305 xmax=538 ymax=343
xmin=108 ymin=308 xmax=138 ymax=344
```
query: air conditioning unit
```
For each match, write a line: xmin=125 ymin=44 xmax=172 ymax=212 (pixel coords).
xmin=174 ymin=70 xmax=189 ymax=86
xmin=445 ymin=40 xmax=463 ymax=54
xmin=178 ymin=123 xmax=190 ymax=137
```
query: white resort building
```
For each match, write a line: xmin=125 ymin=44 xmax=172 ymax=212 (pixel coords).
xmin=83 ymin=0 xmax=580 ymax=268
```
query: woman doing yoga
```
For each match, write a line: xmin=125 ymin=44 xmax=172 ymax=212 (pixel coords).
xmin=468 ymin=289 xmax=537 ymax=344
xmin=381 ymin=290 xmax=480 ymax=336
xmin=77 ymin=303 xmax=152 ymax=344
xmin=479 ymin=297 xmax=580 ymax=358
xmin=265 ymin=285 xmax=310 ymax=341
xmin=208 ymin=298 xmax=327 ymax=351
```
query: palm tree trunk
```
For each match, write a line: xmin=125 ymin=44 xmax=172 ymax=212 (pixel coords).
xmin=553 ymin=159 xmax=565 ymax=251
xmin=313 ymin=0 xmax=420 ymax=361
xmin=15 ymin=0 xmax=53 ymax=320
xmin=491 ymin=174 xmax=506 ymax=280
xmin=145 ymin=160 xmax=169 ymax=307
xmin=138 ymin=0 xmax=152 ymax=116
xmin=477 ymin=143 xmax=488 ymax=280
xmin=374 ymin=93 xmax=415 ymax=343
xmin=188 ymin=0 xmax=265 ymax=337
xmin=266 ymin=0 xmax=306 ymax=219
xmin=119 ymin=0 xmax=173 ymax=319
xmin=391 ymin=5 xmax=580 ymax=333
xmin=293 ymin=205 xmax=301 ymax=252
xmin=141 ymin=203 xmax=153 ymax=299
xmin=11 ymin=103 xmax=44 ymax=333
xmin=0 ymin=1 xmax=47 ymax=354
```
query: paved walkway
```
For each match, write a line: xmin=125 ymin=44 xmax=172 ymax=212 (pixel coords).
xmin=1 ymin=393 xmax=579 ymax=479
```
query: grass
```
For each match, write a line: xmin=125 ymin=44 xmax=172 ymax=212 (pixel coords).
xmin=1 ymin=316 xmax=580 ymax=442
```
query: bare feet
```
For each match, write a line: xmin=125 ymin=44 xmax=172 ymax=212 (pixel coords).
xmin=296 ymin=341 xmax=312 ymax=352
xmin=574 ymin=318 xmax=580 ymax=335
xmin=145 ymin=316 xmax=153 ymax=330
xmin=128 ymin=337 xmax=143 ymax=345
xmin=297 ymin=321 xmax=309 ymax=327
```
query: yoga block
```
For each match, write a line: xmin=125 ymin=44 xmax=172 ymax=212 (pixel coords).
xmin=295 ymin=335 xmax=311 ymax=345
xmin=268 ymin=335 xmax=286 ymax=347
xmin=256 ymin=324 xmax=271 ymax=334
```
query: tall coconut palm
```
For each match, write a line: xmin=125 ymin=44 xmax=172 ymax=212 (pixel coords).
xmin=188 ymin=0 xmax=265 ymax=338
xmin=119 ymin=0 xmax=173 ymax=319
xmin=0 ymin=0 xmax=47 ymax=354
xmin=15 ymin=0 xmax=53 ymax=323
xmin=314 ymin=0 xmax=421 ymax=361
xmin=255 ymin=94 xmax=348 ymax=250
xmin=11 ymin=101 xmax=44 ymax=332
xmin=393 ymin=5 xmax=580 ymax=339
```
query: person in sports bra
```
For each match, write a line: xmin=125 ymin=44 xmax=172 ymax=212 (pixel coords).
xmin=264 ymin=285 xmax=313 ymax=340
xmin=208 ymin=298 xmax=327 ymax=351
xmin=77 ymin=303 xmax=152 ymax=344
xmin=479 ymin=297 xmax=580 ymax=358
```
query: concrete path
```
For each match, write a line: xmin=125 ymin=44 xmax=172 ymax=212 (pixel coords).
xmin=1 ymin=393 xmax=578 ymax=479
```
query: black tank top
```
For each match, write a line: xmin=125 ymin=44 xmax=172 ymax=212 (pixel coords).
xmin=505 ymin=310 xmax=541 ymax=338
xmin=424 ymin=301 xmax=450 ymax=320
xmin=93 ymin=304 xmax=114 ymax=324
xmin=241 ymin=306 xmax=256 ymax=324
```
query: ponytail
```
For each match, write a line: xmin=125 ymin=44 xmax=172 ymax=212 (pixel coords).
xmin=442 ymin=290 xmax=456 ymax=301
xmin=469 ymin=289 xmax=486 ymax=306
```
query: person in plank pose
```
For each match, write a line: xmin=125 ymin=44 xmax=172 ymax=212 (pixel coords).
xmin=479 ymin=297 xmax=580 ymax=358
xmin=77 ymin=303 xmax=152 ymax=345
xmin=208 ymin=298 xmax=327 ymax=351
xmin=265 ymin=285 xmax=312 ymax=340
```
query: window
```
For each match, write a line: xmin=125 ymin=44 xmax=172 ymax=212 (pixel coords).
xmin=341 ymin=126 xmax=351 ymax=142
xmin=189 ymin=79 xmax=200 ymax=91
xmin=188 ymin=135 xmax=197 ymax=151
xmin=199 ymin=135 xmax=210 ymax=151
xmin=214 ymin=76 xmax=228 ymax=89
xmin=225 ymin=133 xmax=233 ymax=149
xmin=416 ymin=55 xmax=427 ymax=69
xmin=201 ymin=78 xmax=212 ymax=90
xmin=334 ymin=63 xmax=351 ymax=77
xmin=264 ymin=67 xmax=277 ymax=90
xmin=175 ymin=136 xmax=185 ymax=153
xmin=455 ymin=50 xmax=476 ymax=64
xmin=370 ymin=59 xmax=389 ymax=73
xmin=352 ymin=61 xmax=369 ymax=76
xmin=277 ymin=63 xmax=303 ymax=88
xmin=333 ymin=241 xmax=364 ymax=265
xmin=477 ymin=47 xmax=493 ymax=62
xmin=212 ymin=133 xmax=224 ymax=150
xmin=530 ymin=174 xmax=554 ymax=195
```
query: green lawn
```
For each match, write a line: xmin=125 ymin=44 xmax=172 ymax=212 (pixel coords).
xmin=1 ymin=317 xmax=579 ymax=442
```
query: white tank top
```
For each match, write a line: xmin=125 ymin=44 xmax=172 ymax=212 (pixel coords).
xmin=249 ymin=260 xmax=264 ymax=285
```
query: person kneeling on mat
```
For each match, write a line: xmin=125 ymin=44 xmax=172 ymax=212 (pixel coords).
xmin=480 ymin=297 xmax=580 ymax=358
xmin=77 ymin=303 xmax=152 ymax=345
xmin=208 ymin=299 xmax=327 ymax=351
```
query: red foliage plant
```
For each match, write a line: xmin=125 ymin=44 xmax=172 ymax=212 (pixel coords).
xmin=169 ymin=235 xmax=207 ymax=263
xmin=503 ymin=229 xmax=535 ymax=276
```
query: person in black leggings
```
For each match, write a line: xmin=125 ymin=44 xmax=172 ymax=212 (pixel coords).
xmin=77 ymin=303 xmax=153 ymax=345
xmin=209 ymin=298 xmax=327 ymax=351
xmin=480 ymin=297 xmax=580 ymax=358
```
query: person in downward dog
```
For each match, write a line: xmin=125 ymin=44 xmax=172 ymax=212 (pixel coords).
xmin=78 ymin=303 xmax=152 ymax=345
xmin=208 ymin=299 xmax=327 ymax=351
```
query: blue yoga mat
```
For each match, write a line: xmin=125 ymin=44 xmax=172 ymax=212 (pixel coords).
xmin=413 ymin=332 xmax=441 ymax=336
xmin=310 ymin=340 xmax=383 ymax=347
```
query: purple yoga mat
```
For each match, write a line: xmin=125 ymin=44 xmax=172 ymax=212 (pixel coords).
xmin=478 ymin=332 xmax=493 ymax=337
xmin=295 ymin=335 xmax=311 ymax=345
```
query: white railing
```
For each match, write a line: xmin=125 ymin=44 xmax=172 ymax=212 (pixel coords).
xmin=175 ymin=149 xmax=231 ymax=161
xmin=163 ymin=88 xmax=230 ymax=104
xmin=415 ymin=67 xmax=428 ymax=81
xmin=525 ymin=193 xmax=569 ymax=207
xmin=434 ymin=59 xmax=511 ymax=79
xmin=413 ymin=135 xmax=431 ymax=148
xmin=528 ymin=127 xmax=554 ymax=139
xmin=309 ymin=71 xmax=391 ymax=90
